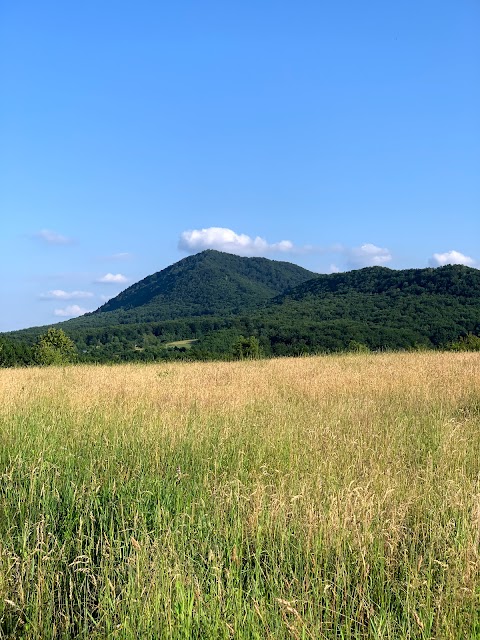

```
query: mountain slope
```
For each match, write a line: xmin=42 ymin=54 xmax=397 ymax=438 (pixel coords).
xmin=68 ymin=262 xmax=480 ymax=359
xmin=88 ymin=250 xmax=316 ymax=324
xmin=248 ymin=263 xmax=480 ymax=350
xmin=4 ymin=259 xmax=480 ymax=363
xmin=273 ymin=264 xmax=480 ymax=301
xmin=5 ymin=250 xmax=316 ymax=338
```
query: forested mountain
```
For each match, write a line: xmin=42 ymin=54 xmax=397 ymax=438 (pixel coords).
xmin=91 ymin=249 xmax=316 ymax=322
xmin=254 ymin=264 xmax=480 ymax=354
xmin=274 ymin=264 xmax=480 ymax=300
xmin=2 ymin=253 xmax=480 ymax=365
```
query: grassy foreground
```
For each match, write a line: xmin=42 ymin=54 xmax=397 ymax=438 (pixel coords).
xmin=0 ymin=353 xmax=479 ymax=639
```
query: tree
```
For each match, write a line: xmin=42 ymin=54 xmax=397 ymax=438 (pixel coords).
xmin=232 ymin=335 xmax=261 ymax=360
xmin=34 ymin=328 xmax=77 ymax=365
xmin=348 ymin=340 xmax=370 ymax=354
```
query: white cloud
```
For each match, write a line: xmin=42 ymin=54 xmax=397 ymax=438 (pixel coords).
xmin=39 ymin=289 xmax=94 ymax=300
xmin=429 ymin=250 xmax=476 ymax=267
xmin=178 ymin=227 xmax=297 ymax=257
xmin=54 ymin=305 xmax=92 ymax=317
xmin=96 ymin=273 xmax=129 ymax=284
xmin=178 ymin=229 xmax=393 ymax=268
xmin=346 ymin=243 xmax=392 ymax=268
xmin=35 ymin=229 xmax=72 ymax=245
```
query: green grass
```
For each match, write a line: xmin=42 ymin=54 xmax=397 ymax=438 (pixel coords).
xmin=0 ymin=353 xmax=479 ymax=638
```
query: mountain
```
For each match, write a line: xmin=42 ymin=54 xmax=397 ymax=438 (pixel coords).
xmin=90 ymin=249 xmax=316 ymax=322
xmin=3 ymin=255 xmax=480 ymax=364
xmin=250 ymin=263 xmax=480 ymax=353
xmin=273 ymin=264 xmax=480 ymax=300
xmin=4 ymin=250 xmax=316 ymax=337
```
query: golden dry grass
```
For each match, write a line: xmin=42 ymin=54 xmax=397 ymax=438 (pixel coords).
xmin=1 ymin=352 xmax=479 ymax=639
xmin=2 ymin=349 xmax=479 ymax=407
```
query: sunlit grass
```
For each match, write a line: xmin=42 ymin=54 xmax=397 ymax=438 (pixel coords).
xmin=1 ymin=352 xmax=479 ymax=638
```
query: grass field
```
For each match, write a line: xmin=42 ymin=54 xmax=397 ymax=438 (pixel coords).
xmin=1 ymin=353 xmax=479 ymax=639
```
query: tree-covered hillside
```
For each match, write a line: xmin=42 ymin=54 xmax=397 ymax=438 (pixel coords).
xmin=185 ymin=263 xmax=480 ymax=359
xmin=274 ymin=264 xmax=480 ymax=300
xmin=3 ymin=250 xmax=315 ymax=339
xmin=90 ymin=250 xmax=316 ymax=322
xmin=2 ymin=256 xmax=480 ymax=365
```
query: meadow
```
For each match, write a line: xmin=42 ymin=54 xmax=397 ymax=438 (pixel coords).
xmin=0 ymin=353 xmax=479 ymax=639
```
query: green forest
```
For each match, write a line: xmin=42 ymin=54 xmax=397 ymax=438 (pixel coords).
xmin=2 ymin=251 xmax=480 ymax=366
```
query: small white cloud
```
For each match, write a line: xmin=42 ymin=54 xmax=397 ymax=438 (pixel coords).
xmin=346 ymin=243 xmax=392 ymax=268
xmin=178 ymin=227 xmax=298 ymax=257
xmin=329 ymin=263 xmax=341 ymax=273
xmin=429 ymin=250 xmax=476 ymax=267
xmin=35 ymin=229 xmax=72 ymax=245
xmin=96 ymin=273 xmax=129 ymax=284
xmin=39 ymin=289 xmax=94 ymax=300
xmin=54 ymin=305 xmax=92 ymax=317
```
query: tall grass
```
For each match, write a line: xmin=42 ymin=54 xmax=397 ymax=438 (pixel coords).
xmin=0 ymin=352 xmax=479 ymax=638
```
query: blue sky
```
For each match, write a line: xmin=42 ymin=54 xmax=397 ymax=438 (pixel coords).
xmin=1 ymin=1 xmax=479 ymax=331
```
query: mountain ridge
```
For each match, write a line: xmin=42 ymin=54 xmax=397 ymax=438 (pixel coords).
xmin=93 ymin=249 xmax=316 ymax=319
xmin=273 ymin=263 xmax=480 ymax=302
xmin=2 ymin=252 xmax=480 ymax=363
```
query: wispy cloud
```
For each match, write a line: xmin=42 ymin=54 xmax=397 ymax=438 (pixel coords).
xmin=99 ymin=252 xmax=133 ymax=261
xmin=318 ymin=243 xmax=392 ymax=272
xmin=96 ymin=273 xmax=129 ymax=284
xmin=39 ymin=289 xmax=94 ymax=300
xmin=179 ymin=227 xmax=300 ymax=257
xmin=54 ymin=305 xmax=92 ymax=317
xmin=344 ymin=243 xmax=392 ymax=268
xmin=110 ymin=252 xmax=133 ymax=260
xmin=429 ymin=250 xmax=476 ymax=267
xmin=34 ymin=229 xmax=73 ymax=245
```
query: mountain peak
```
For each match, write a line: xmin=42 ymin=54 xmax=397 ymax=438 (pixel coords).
xmin=93 ymin=250 xmax=316 ymax=321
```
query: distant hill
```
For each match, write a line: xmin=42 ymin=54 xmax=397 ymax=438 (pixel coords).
xmin=4 ymin=250 xmax=316 ymax=337
xmin=91 ymin=249 xmax=316 ymax=322
xmin=3 ymin=255 xmax=480 ymax=363
xmin=273 ymin=264 xmax=480 ymax=300
xmin=251 ymin=263 xmax=480 ymax=352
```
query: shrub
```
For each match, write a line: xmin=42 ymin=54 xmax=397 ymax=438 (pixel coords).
xmin=34 ymin=328 xmax=77 ymax=365
xmin=448 ymin=333 xmax=480 ymax=352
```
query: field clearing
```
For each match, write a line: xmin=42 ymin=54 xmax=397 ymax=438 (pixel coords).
xmin=164 ymin=339 xmax=198 ymax=349
xmin=1 ymin=352 xmax=480 ymax=639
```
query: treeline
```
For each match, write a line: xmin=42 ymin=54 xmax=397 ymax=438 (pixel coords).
xmin=0 ymin=328 xmax=77 ymax=367
xmin=2 ymin=324 xmax=480 ymax=368
xmin=0 ymin=339 xmax=36 ymax=367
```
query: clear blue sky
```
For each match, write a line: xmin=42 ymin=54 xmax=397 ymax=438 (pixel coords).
xmin=1 ymin=1 xmax=479 ymax=331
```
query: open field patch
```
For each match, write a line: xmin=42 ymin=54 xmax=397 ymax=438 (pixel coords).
xmin=1 ymin=353 xmax=479 ymax=638
xmin=164 ymin=339 xmax=199 ymax=349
